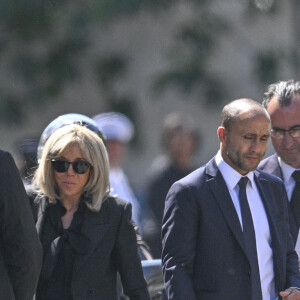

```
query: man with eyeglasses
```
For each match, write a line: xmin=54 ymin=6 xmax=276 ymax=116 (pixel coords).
xmin=259 ymin=80 xmax=300 ymax=257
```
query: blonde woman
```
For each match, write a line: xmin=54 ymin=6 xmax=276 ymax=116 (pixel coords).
xmin=32 ymin=124 xmax=150 ymax=300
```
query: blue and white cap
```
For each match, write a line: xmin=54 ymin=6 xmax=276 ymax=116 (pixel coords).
xmin=93 ymin=112 xmax=134 ymax=143
xmin=37 ymin=113 xmax=103 ymax=162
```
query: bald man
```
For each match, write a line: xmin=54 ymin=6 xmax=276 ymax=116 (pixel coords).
xmin=162 ymin=98 xmax=300 ymax=300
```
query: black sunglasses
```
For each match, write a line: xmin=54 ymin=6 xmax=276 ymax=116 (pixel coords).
xmin=51 ymin=159 xmax=91 ymax=174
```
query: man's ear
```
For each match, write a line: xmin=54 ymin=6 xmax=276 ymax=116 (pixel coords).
xmin=217 ymin=126 xmax=227 ymax=143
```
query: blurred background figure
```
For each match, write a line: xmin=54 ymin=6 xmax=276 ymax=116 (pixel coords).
xmin=144 ymin=112 xmax=201 ymax=258
xmin=93 ymin=112 xmax=143 ymax=229
xmin=15 ymin=137 xmax=39 ymax=190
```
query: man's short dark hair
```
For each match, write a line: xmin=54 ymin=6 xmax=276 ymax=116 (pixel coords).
xmin=262 ymin=80 xmax=300 ymax=109
xmin=221 ymin=98 xmax=265 ymax=131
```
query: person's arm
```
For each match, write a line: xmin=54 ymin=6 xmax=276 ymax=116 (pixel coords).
xmin=0 ymin=151 xmax=42 ymax=300
xmin=114 ymin=201 xmax=151 ymax=300
xmin=162 ymin=181 xmax=198 ymax=300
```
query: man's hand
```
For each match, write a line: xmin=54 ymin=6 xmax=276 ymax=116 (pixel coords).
xmin=280 ymin=287 xmax=300 ymax=299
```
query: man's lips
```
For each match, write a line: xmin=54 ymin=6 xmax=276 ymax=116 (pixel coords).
xmin=244 ymin=155 xmax=261 ymax=161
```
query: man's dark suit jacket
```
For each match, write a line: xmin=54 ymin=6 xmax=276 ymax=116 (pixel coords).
xmin=258 ymin=153 xmax=283 ymax=178
xmin=162 ymin=157 xmax=300 ymax=300
xmin=34 ymin=195 xmax=150 ymax=300
xmin=0 ymin=150 xmax=42 ymax=300
xmin=258 ymin=154 xmax=299 ymax=243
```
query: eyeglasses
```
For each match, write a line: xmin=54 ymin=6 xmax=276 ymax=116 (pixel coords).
xmin=51 ymin=159 xmax=91 ymax=174
xmin=270 ymin=127 xmax=300 ymax=139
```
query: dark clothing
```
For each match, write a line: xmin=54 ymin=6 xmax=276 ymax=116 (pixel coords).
xmin=162 ymin=157 xmax=300 ymax=300
xmin=258 ymin=154 xmax=299 ymax=244
xmin=0 ymin=150 xmax=42 ymax=300
xmin=258 ymin=153 xmax=283 ymax=178
xmin=37 ymin=199 xmax=88 ymax=300
xmin=145 ymin=159 xmax=195 ymax=258
xmin=33 ymin=195 xmax=150 ymax=300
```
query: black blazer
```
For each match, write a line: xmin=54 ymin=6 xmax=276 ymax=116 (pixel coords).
xmin=162 ymin=157 xmax=300 ymax=300
xmin=0 ymin=150 xmax=42 ymax=300
xmin=259 ymin=154 xmax=299 ymax=244
xmin=34 ymin=195 xmax=150 ymax=300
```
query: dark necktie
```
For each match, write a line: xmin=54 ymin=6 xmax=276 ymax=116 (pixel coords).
xmin=238 ymin=177 xmax=262 ymax=300
xmin=290 ymin=170 xmax=300 ymax=228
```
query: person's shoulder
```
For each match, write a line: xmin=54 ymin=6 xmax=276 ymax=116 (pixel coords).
xmin=258 ymin=153 xmax=283 ymax=178
xmin=102 ymin=195 xmax=129 ymax=210
xmin=258 ymin=153 xmax=278 ymax=169
xmin=256 ymin=168 xmax=283 ymax=184
xmin=0 ymin=149 xmax=12 ymax=160
xmin=182 ymin=163 xmax=206 ymax=180
xmin=170 ymin=163 xmax=207 ymax=191
xmin=99 ymin=196 xmax=133 ymax=222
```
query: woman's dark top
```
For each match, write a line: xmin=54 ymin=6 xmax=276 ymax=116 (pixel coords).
xmin=33 ymin=195 xmax=150 ymax=300
xmin=36 ymin=199 xmax=90 ymax=300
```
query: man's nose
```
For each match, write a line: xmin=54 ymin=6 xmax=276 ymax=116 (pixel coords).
xmin=250 ymin=140 xmax=265 ymax=153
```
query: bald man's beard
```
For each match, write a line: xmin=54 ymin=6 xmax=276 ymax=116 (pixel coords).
xmin=225 ymin=143 xmax=265 ymax=174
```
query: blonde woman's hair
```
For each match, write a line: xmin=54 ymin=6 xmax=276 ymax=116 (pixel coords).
xmin=33 ymin=123 xmax=110 ymax=211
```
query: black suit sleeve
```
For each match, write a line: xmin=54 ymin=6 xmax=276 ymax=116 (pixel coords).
xmin=0 ymin=151 xmax=42 ymax=300
xmin=162 ymin=182 xmax=198 ymax=300
xmin=114 ymin=202 xmax=151 ymax=300
xmin=280 ymin=184 xmax=300 ymax=289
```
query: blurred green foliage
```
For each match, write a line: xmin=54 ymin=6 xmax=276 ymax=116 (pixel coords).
xmin=0 ymin=0 xmax=172 ymax=124
xmin=152 ymin=11 xmax=229 ymax=105
xmin=0 ymin=0 xmax=293 ymax=125
xmin=254 ymin=51 xmax=279 ymax=87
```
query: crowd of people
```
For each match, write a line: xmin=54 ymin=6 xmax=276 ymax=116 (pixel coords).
xmin=2 ymin=79 xmax=300 ymax=299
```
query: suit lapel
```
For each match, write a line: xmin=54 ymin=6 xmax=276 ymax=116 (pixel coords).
xmin=262 ymin=154 xmax=283 ymax=179
xmin=254 ymin=171 xmax=280 ymax=241
xmin=254 ymin=170 xmax=284 ymax=290
xmin=72 ymin=203 xmax=111 ymax=275
xmin=261 ymin=155 xmax=298 ymax=243
xmin=206 ymin=158 xmax=247 ymax=255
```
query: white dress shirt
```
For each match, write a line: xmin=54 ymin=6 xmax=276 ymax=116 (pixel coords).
xmin=278 ymin=158 xmax=300 ymax=201
xmin=216 ymin=151 xmax=277 ymax=300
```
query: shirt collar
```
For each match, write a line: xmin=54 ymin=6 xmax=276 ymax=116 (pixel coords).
xmin=215 ymin=150 xmax=254 ymax=190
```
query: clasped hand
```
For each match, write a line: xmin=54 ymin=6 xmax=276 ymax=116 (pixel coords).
xmin=280 ymin=287 xmax=300 ymax=299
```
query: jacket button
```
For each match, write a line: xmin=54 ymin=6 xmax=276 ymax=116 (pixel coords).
xmin=228 ymin=268 xmax=235 ymax=275
xmin=87 ymin=289 xmax=95 ymax=296
xmin=247 ymin=270 xmax=251 ymax=276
